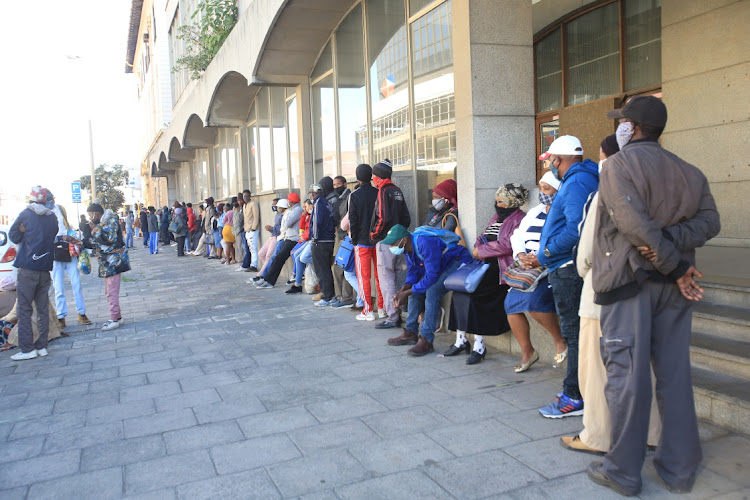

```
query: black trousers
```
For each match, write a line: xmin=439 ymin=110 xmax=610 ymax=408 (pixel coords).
xmin=176 ymin=236 xmax=186 ymax=256
xmin=264 ymin=239 xmax=297 ymax=285
xmin=311 ymin=241 xmax=335 ymax=301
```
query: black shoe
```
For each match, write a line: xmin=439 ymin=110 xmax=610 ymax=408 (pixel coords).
xmin=443 ymin=341 xmax=471 ymax=356
xmin=252 ymin=276 xmax=263 ymax=282
xmin=285 ymin=285 xmax=302 ymax=294
xmin=350 ymin=305 xmax=363 ymax=312
xmin=466 ymin=349 xmax=486 ymax=365
xmin=375 ymin=320 xmax=402 ymax=330
xmin=248 ymin=266 xmax=259 ymax=272
xmin=587 ymin=462 xmax=639 ymax=496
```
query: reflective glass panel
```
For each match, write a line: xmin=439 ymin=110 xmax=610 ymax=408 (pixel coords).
xmin=536 ymin=29 xmax=562 ymax=112
xmin=312 ymin=41 xmax=333 ymax=81
xmin=257 ymin=88 xmax=273 ymax=192
xmin=411 ymin=0 xmax=455 ymax=225
xmin=409 ymin=0 xmax=438 ymax=16
xmin=625 ymin=0 xmax=661 ymax=91
xmin=287 ymin=96 xmax=301 ymax=189
xmin=271 ymin=87 xmax=288 ymax=189
xmin=336 ymin=3 xmax=368 ymax=180
xmin=566 ymin=3 xmax=620 ymax=106
xmin=312 ymin=75 xmax=337 ymax=178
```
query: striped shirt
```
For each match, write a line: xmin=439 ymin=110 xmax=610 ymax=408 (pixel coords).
xmin=510 ymin=204 xmax=549 ymax=258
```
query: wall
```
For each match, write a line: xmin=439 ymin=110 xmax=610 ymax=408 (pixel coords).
xmin=661 ymin=0 xmax=750 ymax=246
xmin=558 ymin=98 xmax=618 ymax=163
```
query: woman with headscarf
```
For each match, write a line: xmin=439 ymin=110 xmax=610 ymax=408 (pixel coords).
xmin=221 ymin=203 xmax=236 ymax=265
xmin=504 ymin=172 xmax=567 ymax=373
xmin=160 ymin=206 xmax=171 ymax=245
xmin=171 ymin=207 xmax=188 ymax=257
xmin=445 ymin=183 xmax=528 ymax=364
xmin=424 ymin=179 xmax=459 ymax=233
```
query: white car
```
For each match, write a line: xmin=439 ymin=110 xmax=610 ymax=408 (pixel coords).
xmin=0 ymin=225 xmax=18 ymax=282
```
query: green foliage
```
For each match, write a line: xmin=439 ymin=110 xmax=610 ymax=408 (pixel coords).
xmin=173 ymin=0 xmax=239 ymax=80
xmin=77 ymin=164 xmax=129 ymax=212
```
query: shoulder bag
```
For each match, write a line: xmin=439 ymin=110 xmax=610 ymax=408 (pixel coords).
xmin=503 ymin=261 xmax=548 ymax=292
xmin=441 ymin=212 xmax=466 ymax=247
xmin=334 ymin=236 xmax=356 ymax=272
xmin=444 ymin=259 xmax=490 ymax=294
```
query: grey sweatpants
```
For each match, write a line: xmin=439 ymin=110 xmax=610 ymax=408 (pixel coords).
xmin=600 ymin=280 xmax=701 ymax=494
xmin=376 ymin=242 xmax=404 ymax=322
xmin=16 ymin=268 xmax=52 ymax=353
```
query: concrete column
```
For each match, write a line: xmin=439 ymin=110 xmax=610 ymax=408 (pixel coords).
xmin=452 ymin=0 xmax=536 ymax=244
xmin=296 ymin=82 xmax=315 ymax=192
xmin=166 ymin=171 xmax=178 ymax=205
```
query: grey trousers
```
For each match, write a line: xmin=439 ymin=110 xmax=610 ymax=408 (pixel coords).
xmin=600 ymin=280 xmax=702 ymax=494
xmin=16 ymin=268 xmax=52 ymax=353
xmin=333 ymin=235 xmax=355 ymax=303
xmin=376 ymin=242 xmax=404 ymax=322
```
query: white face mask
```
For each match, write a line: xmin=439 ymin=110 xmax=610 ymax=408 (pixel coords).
xmin=616 ymin=122 xmax=635 ymax=150
xmin=598 ymin=159 xmax=605 ymax=173
xmin=432 ymin=198 xmax=445 ymax=211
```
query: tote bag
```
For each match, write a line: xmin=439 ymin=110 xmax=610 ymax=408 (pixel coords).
xmin=444 ymin=260 xmax=490 ymax=294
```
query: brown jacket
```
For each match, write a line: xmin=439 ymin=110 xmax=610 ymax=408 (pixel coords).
xmin=243 ymin=200 xmax=260 ymax=232
xmin=593 ymin=140 xmax=720 ymax=305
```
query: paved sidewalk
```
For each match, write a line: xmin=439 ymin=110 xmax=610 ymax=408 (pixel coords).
xmin=1 ymin=244 xmax=747 ymax=499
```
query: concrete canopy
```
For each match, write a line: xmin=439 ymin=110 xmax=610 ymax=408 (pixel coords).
xmin=182 ymin=114 xmax=218 ymax=148
xmin=206 ymin=71 xmax=253 ymax=127
xmin=158 ymin=151 xmax=181 ymax=172
xmin=168 ymin=137 xmax=195 ymax=162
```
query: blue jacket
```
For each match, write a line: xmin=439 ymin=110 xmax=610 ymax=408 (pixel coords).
xmin=310 ymin=194 xmax=335 ymax=243
xmin=405 ymin=234 xmax=473 ymax=295
xmin=9 ymin=204 xmax=59 ymax=272
xmin=538 ymin=159 xmax=599 ymax=272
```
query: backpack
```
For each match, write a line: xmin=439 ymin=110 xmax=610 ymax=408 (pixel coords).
xmin=411 ymin=226 xmax=461 ymax=261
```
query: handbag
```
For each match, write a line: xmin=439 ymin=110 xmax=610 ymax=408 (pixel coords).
xmin=168 ymin=220 xmax=181 ymax=233
xmin=444 ymin=259 xmax=490 ymax=294
xmin=53 ymin=240 xmax=71 ymax=262
xmin=503 ymin=261 xmax=548 ymax=292
xmin=335 ymin=236 xmax=356 ymax=272
xmin=442 ymin=212 xmax=466 ymax=248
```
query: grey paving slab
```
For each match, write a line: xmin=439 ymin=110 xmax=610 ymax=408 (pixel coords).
xmin=120 ymin=380 xmax=181 ymax=402
xmin=371 ymin=382 xmax=453 ymax=410
xmin=256 ymin=387 xmax=332 ymax=411
xmin=27 ymin=467 xmax=123 ymax=500
xmin=61 ymin=368 xmax=118 ymax=386
xmin=178 ymin=370 xmax=240 ymax=392
xmin=267 ymin=449 xmax=369 ymax=498
xmin=702 ymin=434 xmax=750 ymax=487
xmin=193 ymin=397 xmax=266 ymax=424
xmin=210 ymin=433 xmax=301 ymax=474
xmin=306 ymin=393 xmax=388 ymax=423
xmin=361 ymin=405 xmax=453 ymax=440
xmin=119 ymin=358 xmax=173 ymax=377
xmin=154 ymin=387 xmax=221 ymax=412
xmin=43 ymin=422 xmax=124 ymax=454
xmin=53 ymin=390 xmax=120 ymax=414
xmin=350 ymin=433 xmax=455 ymax=475
xmin=336 ymin=470 xmax=453 ymax=500
xmin=9 ymin=410 xmax=86 ymax=440
xmin=176 ymin=469 xmax=281 ymax=500
xmin=0 ymin=449 xmax=81 ymax=490
xmin=163 ymin=420 xmax=244 ymax=455
xmin=500 ymin=407 xmax=586 ymax=440
xmin=428 ymin=392 xmax=519 ymax=424
xmin=89 ymin=373 xmax=147 ymax=393
xmin=86 ymin=398 xmax=156 ymax=425
xmin=0 ymin=486 xmax=28 ymax=500
xmin=123 ymin=408 xmax=197 ymax=438
xmin=427 ymin=418 xmax=530 ymax=457
xmin=289 ymin=418 xmax=382 ymax=454
xmin=0 ymin=435 xmax=45 ymax=464
xmin=215 ymin=380 xmax=281 ymax=402
xmin=125 ymin=449 xmax=216 ymax=496
xmin=236 ymin=405 xmax=318 ymax=439
xmin=504 ymin=471 xmax=622 ymax=500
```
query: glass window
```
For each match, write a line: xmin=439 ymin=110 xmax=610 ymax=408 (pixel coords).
xmin=566 ymin=2 xmax=620 ymax=106
xmin=257 ymin=88 xmax=273 ymax=192
xmin=367 ymin=0 xmax=410 ymax=170
xmin=312 ymin=75 xmax=337 ymax=178
xmin=287 ymin=95 xmax=301 ymax=189
xmin=536 ymin=29 xmax=562 ymax=112
xmin=336 ymin=3 xmax=368 ymax=179
xmin=312 ymin=41 xmax=333 ymax=81
xmin=410 ymin=0 xmax=438 ymax=16
xmin=245 ymin=123 xmax=259 ymax=193
xmin=625 ymin=0 xmax=661 ymax=91
xmin=271 ymin=87 xmax=288 ymax=189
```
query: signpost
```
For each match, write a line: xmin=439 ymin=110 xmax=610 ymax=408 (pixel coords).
xmin=71 ymin=182 xmax=82 ymax=203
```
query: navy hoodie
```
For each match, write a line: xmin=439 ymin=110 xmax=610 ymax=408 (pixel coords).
xmin=9 ymin=204 xmax=59 ymax=272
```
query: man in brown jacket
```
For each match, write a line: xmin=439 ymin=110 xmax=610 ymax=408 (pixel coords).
xmin=242 ymin=189 xmax=260 ymax=272
xmin=588 ymin=96 xmax=720 ymax=496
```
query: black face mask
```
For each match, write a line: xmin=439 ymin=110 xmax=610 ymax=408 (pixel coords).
xmin=334 ymin=186 xmax=346 ymax=195
xmin=495 ymin=205 xmax=516 ymax=221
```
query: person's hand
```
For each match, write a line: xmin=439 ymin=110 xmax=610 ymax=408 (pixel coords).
xmin=519 ymin=253 xmax=539 ymax=269
xmin=472 ymin=247 xmax=479 ymax=258
xmin=677 ymin=266 xmax=705 ymax=301
xmin=638 ymin=246 xmax=657 ymax=262
xmin=264 ymin=225 xmax=272 ymax=232
xmin=393 ymin=290 xmax=409 ymax=308
xmin=18 ymin=223 xmax=25 ymax=233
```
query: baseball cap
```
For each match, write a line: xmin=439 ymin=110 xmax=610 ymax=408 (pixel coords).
xmin=277 ymin=199 xmax=289 ymax=209
xmin=308 ymin=184 xmax=322 ymax=194
xmin=381 ymin=224 xmax=411 ymax=245
xmin=607 ymin=95 xmax=667 ymax=128
xmin=29 ymin=186 xmax=53 ymax=204
xmin=546 ymin=135 xmax=584 ymax=156
xmin=287 ymin=192 xmax=300 ymax=204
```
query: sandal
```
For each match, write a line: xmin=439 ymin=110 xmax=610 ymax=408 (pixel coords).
xmin=514 ymin=350 xmax=539 ymax=373
xmin=554 ymin=347 xmax=568 ymax=366
xmin=560 ymin=435 xmax=605 ymax=456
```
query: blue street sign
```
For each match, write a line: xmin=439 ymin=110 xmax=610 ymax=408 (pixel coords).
xmin=71 ymin=182 xmax=82 ymax=203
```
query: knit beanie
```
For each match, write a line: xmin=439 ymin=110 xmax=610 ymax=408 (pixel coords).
xmin=372 ymin=159 xmax=393 ymax=179
xmin=319 ymin=176 xmax=334 ymax=196
xmin=86 ymin=203 xmax=104 ymax=213
xmin=356 ymin=164 xmax=372 ymax=182
xmin=601 ymin=134 xmax=620 ymax=158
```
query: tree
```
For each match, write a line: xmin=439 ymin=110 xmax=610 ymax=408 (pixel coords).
xmin=77 ymin=164 xmax=129 ymax=212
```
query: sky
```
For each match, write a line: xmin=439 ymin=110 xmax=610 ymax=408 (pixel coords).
xmin=0 ymin=0 xmax=140 ymax=208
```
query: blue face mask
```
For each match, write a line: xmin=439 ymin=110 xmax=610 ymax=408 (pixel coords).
xmin=389 ymin=241 xmax=405 ymax=255
xmin=539 ymin=191 xmax=556 ymax=206
xmin=271 ymin=206 xmax=278 ymax=212
xmin=549 ymin=159 xmax=561 ymax=180
xmin=45 ymin=200 xmax=55 ymax=209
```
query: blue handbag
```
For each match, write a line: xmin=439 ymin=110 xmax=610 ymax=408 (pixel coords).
xmin=444 ymin=259 xmax=490 ymax=294
xmin=335 ymin=236 xmax=356 ymax=272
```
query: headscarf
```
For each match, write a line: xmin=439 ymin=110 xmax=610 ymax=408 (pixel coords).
xmin=495 ymin=183 xmax=529 ymax=209
xmin=539 ymin=171 xmax=561 ymax=191
xmin=432 ymin=179 xmax=458 ymax=209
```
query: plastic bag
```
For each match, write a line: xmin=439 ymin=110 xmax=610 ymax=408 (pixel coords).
xmin=78 ymin=250 xmax=91 ymax=275
xmin=304 ymin=265 xmax=318 ymax=295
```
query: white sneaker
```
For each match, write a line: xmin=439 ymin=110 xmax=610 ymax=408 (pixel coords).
xmin=101 ymin=320 xmax=121 ymax=331
xmin=117 ymin=318 xmax=125 ymax=325
xmin=37 ymin=348 xmax=48 ymax=357
xmin=256 ymin=282 xmax=273 ymax=289
xmin=356 ymin=312 xmax=375 ymax=321
xmin=11 ymin=350 xmax=38 ymax=361
xmin=235 ymin=266 xmax=247 ymax=272
xmin=254 ymin=279 xmax=267 ymax=288
xmin=377 ymin=309 xmax=387 ymax=319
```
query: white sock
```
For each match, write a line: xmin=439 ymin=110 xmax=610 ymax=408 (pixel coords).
xmin=455 ymin=330 xmax=467 ymax=347
xmin=473 ymin=335 xmax=485 ymax=354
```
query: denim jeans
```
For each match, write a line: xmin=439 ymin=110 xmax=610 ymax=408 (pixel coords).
xmin=404 ymin=260 xmax=461 ymax=343
xmin=52 ymin=259 xmax=85 ymax=317
xmin=548 ymin=264 xmax=584 ymax=400
xmin=294 ymin=241 xmax=311 ymax=286
xmin=344 ymin=268 xmax=364 ymax=307
xmin=125 ymin=228 xmax=134 ymax=248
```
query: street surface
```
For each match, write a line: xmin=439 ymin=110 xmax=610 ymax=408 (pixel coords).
xmin=0 ymin=244 xmax=747 ymax=499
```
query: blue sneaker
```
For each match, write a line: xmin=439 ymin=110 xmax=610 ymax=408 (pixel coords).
xmin=328 ymin=299 xmax=344 ymax=308
xmin=315 ymin=299 xmax=334 ymax=307
xmin=539 ymin=393 xmax=584 ymax=418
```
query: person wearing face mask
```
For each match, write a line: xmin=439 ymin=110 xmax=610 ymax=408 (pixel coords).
xmin=424 ymin=179 xmax=459 ymax=233
xmin=309 ymin=182 xmax=337 ymax=306
xmin=255 ymin=194 xmax=303 ymax=289
xmin=536 ymin=135 xmax=599 ymax=420
xmin=251 ymin=199 xmax=283 ymax=283
xmin=585 ymin=97 xmax=720 ymax=496
xmin=385 ymin=224 xmax=473 ymax=356
xmin=330 ymin=175 xmax=356 ymax=308
xmin=503 ymin=172 xmax=567 ymax=373
xmin=444 ymin=183 xmax=527 ymax=364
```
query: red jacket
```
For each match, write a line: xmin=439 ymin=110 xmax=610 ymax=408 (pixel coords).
xmin=186 ymin=207 xmax=197 ymax=231
xmin=300 ymin=212 xmax=311 ymax=241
